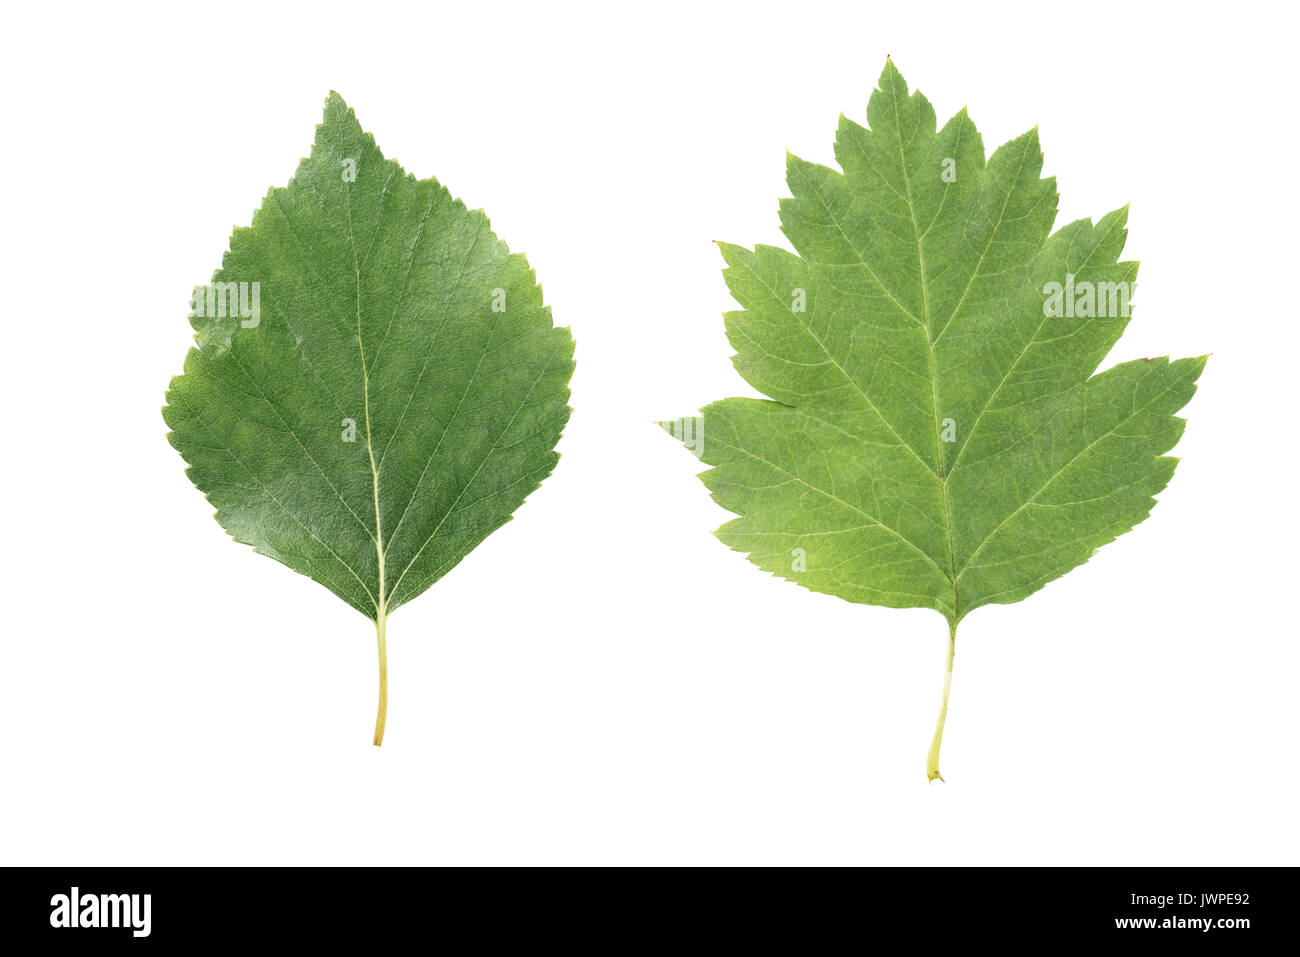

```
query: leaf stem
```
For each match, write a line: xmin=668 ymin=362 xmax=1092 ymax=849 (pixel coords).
xmin=927 ymin=619 xmax=957 ymax=782
xmin=372 ymin=609 xmax=388 ymax=746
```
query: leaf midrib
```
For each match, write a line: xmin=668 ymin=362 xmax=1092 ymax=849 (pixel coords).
xmin=888 ymin=82 xmax=959 ymax=618
xmin=334 ymin=106 xmax=387 ymax=621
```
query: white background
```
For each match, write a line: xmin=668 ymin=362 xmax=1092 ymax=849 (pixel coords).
xmin=2 ymin=1 xmax=1296 ymax=866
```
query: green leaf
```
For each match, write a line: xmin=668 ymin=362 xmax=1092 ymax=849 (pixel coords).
xmin=164 ymin=94 xmax=574 ymax=744
xmin=660 ymin=60 xmax=1203 ymax=780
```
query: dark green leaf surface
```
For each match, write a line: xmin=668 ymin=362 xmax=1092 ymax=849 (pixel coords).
xmin=165 ymin=94 xmax=573 ymax=624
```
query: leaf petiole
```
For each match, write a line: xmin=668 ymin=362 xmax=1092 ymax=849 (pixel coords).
xmin=927 ymin=620 xmax=956 ymax=782
xmin=373 ymin=610 xmax=388 ymax=746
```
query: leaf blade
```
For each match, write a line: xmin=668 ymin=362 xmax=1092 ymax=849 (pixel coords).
xmin=164 ymin=93 xmax=574 ymax=623
xmin=669 ymin=60 xmax=1202 ymax=626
